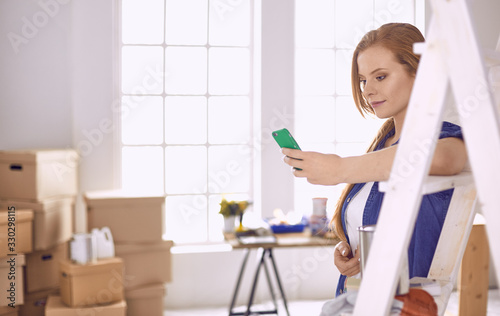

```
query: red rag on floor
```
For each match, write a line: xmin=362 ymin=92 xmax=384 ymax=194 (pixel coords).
xmin=395 ymin=288 xmax=438 ymax=316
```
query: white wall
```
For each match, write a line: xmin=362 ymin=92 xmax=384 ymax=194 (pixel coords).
xmin=0 ymin=0 xmax=117 ymax=232
xmin=0 ymin=0 xmax=73 ymax=149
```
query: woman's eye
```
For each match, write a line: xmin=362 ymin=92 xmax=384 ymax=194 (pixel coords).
xmin=376 ymin=75 xmax=386 ymax=81
xmin=360 ymin=79 xmax=366 ymax=90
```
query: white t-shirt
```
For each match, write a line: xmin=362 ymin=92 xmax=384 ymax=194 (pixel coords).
xmin=345 ymin=182 xmax=374 ymax=279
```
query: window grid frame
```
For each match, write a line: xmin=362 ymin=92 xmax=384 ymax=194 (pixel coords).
xmin=119 ymin=0 xmax=256 ymax=244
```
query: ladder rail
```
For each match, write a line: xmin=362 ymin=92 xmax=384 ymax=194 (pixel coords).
xmin=432 ymin=0 xmax=500 ymax=299
xmin=428 ymin=184 xmax=477 ymax=282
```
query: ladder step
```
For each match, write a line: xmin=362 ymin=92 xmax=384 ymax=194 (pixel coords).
xmin=379 ymin=171 xmax=473 ymax=195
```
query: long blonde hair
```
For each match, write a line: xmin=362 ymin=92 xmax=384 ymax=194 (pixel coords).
xmin=331 ymin=23 xmax=425 ymax=241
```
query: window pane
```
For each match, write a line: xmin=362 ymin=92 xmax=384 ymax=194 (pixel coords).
xmin=165 ymin=47 xmax=207 ymax=95
xmin=295 ymin=96 xmax=335 ymax=143
xmin=165 ymin=0 xmax=208 ymax=45
xmin=295 ymin=49 xmax=335 ymax=96
xmin=294 ymin=177 xmax=345 ymax=218
xmin=122 ymin=96 xmax=163 ymax=145
xmin=208 ymin=145 xmax=250 ymax=193
xmin=374 ymin=0 xmax=415 ymax=28
xmin=122 ymin=46 xmax=164 ymax=95
xmin=335 ymin=96 xmax=384 ymax=142
xmin=209 ymin=47 xmax=249 ymax=95
xmin=122 ymin=146 xmax=164 ymax=195
xmin=336 ymin=49 xmax=353 ymax=96
xmin=165 ymin=146 xmax=207 ymax=194
xmin=165 ymin=96 xmax=207 ymax=144
xmin=292 ymin=142 xmax=339 ymax=219
xmin=165 ymin=195 xmax=207 ymax=243
xmin=335 ymin=0 xmax=374 ymax=49
xmin=122 ymin=0 xmax=164 ymax=44
xmin=208 ymin=96 xmax=250 ymax=144
xmin=208 ymin=194 xmax=225 ymax=242
xmin=295 ymin=0 xmax=335 ymax=48
xmin=209 ymin=0 xmax=250 ymax=46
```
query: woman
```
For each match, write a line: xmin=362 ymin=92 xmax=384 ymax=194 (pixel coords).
xmin=282 ymin=23 xmax=467 ymax=296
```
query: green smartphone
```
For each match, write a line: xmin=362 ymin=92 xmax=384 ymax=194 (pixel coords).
xmin=272 ymin=128 xmax=301 ymax=150
xmin=272 ymin=128 xmax=302 ymax=170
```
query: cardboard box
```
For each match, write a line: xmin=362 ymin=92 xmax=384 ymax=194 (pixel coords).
xmin=0 ymin=305 xmax=17 ymax=315
xmin=0 ymin=255 xmax=25 ymax=307
xmin=25 ymin=242 xmax=68 ymax=293
xmin=125 ymin=283 xmax=165 ymax=316
xmin=0 ymin=149 xmax=78 ymax=201
xmin=60 ymin=257 xmax=124 ymax=307
xmin=45 ymin=296 xmax=126 ymax=316
xmin=0 ymin=197 xmax=74 ymax=250
xmin=0 ymin=210 xmax=33 ymax=258
xmin=84 ymin=191 xmax=165 ymax=242
xmin=19 ymin=287 xmax=59 ymax=316
xmin=115 ymin=240 xmax=172 ymax=289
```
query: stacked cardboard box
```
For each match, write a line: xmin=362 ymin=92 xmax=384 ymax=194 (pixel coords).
xmin=43 ymin=250 xmax=127 ymax=315
xmin=0 ymin=305 xmax=19 ymax=316
xmin=84 ymin=190 xmax=172 ymax=316
xmin=45 ymin=295 xmax=126 ymax=316
xmin=0 ymin=149 xmax=78 ymax=315
xmin=57 ymin=257 xmax=125 ymax=307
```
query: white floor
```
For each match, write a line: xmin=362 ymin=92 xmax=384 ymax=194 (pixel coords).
xmin=164 ymin=289 xmax=500 ymax=316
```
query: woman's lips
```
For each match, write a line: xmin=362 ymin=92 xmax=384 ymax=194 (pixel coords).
xmin=371 ymin=101 xmax=385 ymax=108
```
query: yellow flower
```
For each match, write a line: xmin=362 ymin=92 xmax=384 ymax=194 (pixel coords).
xmin=219 ymin=198 xmax=252 ymax=217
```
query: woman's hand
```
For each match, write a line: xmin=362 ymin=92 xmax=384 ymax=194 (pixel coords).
xmin=334 ymin=241 xmax=361 ymax=277
xmin=281 ymin=148 xmax=344 ymax=185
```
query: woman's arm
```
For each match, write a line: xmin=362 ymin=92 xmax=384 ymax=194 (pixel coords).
xmin=282 ymin=137 xmax=467 ymax=185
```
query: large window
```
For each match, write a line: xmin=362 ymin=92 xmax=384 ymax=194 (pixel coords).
xmin=120 ymin=0 xmax=255 ymax=243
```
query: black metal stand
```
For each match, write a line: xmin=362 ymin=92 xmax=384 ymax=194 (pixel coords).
xmin=228 ymin=247 xmax=291 ymax=316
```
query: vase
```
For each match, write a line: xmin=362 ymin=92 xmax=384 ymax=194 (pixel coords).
xmin=223 ymin=215 xmax=236 ymax=233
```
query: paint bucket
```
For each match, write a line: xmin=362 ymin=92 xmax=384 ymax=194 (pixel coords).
xmin=92 ymin=226 xmax=115 ymax=259
xmin=70 ymin=233 xmax=97 ymax=264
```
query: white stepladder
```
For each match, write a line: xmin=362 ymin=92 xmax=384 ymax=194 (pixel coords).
xmin=352 ymin=0 xmax=500 ymax=315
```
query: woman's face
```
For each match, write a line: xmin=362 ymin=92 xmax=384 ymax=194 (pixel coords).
xmin=357 ymin=45 xmax=415 ymax=121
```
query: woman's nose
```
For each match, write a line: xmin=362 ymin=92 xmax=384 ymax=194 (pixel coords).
xmin=363 ymin=81 xmax=375 ymax=96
